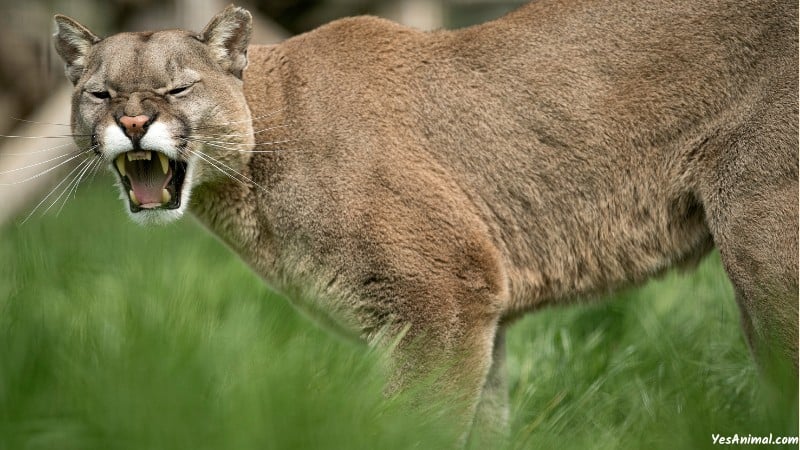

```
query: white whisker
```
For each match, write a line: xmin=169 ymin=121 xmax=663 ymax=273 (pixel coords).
xmin=185 ymin=138 xmax=252 ymax=148
xmin=0 ymin=147 xmax=92 ymax=175
xmin=189 ymin=149 xmax=251 ymax=189
xmin=0 ymin=134 xmax=90 ymax=139
xmin=56 ymin=156 xmax=99 ymax=215
xmin=0 ymin=147 xmax=98 ymax=185
xmin=191 ymin=108 xmax=285 ymax=130
xmin=251 ymin=138 xmax=296 ymax=148
xmin=87 ymin=158 xmax=105 ymax=183
xmin=193 ymin=124 xmax=289 ymax=139
xmin=248 ymin=108 xmax=285 ymax=122
xmin=189 ymin=148 xmax=267 ymax=193
xmin=3 ymin=142 xmax=76 ymax=156
xmin=20 ymin=154 xmax=94 ymax=224
xmin=184 ymin=137 xmax=296 ymax=152
xmin=10 ymin=117 xmax=72 ymax=127
xmin=43 ymin=158 xmax=94 ymax=217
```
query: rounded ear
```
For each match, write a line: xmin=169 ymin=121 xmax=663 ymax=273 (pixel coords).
xmin=53 ymin=14 xmax=101 ymax=85
xmin=201 ymin=5 xmax=253 ymax=79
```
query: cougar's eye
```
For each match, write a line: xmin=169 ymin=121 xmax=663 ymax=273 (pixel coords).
xmin=90 ymin=91 xmax=111 ymax=100
xmin=168 ymin=85 xmax=191 ymax=96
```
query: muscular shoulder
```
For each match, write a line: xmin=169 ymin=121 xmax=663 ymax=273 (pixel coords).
xmin=282 ymin=14 xmax=430 ymax=65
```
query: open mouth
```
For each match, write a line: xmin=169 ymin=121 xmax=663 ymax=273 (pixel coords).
xmin=114 ymin=150 xmax=187 ymax=212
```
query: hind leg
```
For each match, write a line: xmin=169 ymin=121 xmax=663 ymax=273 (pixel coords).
xmin=700 ymin=78 xmax=798 ymax=374
xmin=711 ymin=181 xmax=798 ymax=369
xmin=700 ymin=103 xmax=798 ymax=373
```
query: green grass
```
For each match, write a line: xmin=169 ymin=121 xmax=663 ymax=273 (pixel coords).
xmin=1 ymin=177 xmax=797 ymax=449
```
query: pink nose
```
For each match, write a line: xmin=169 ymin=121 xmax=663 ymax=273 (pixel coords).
xmin=119 ymin=115 xmax=150 ymax=136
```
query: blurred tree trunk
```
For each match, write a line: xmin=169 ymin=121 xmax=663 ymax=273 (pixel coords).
xmin=381 ymin=0 xmax=444 ymax=30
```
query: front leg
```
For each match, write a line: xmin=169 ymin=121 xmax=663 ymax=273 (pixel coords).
xmin=373 ymin=284 xmax=502 ymax=444
xmin=351 ymin=237 xmax=508 ymax=444
xmin=267 ymin=162 xmax=510 ymax=442
xmin=468 ymin=327 xmax=510 ymax=448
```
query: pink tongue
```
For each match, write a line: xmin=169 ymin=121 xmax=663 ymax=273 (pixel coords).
xmin=127 ymin=160 xmax=172 ymax=207
xmin=131 ymin=178 xmax=168 ymax=206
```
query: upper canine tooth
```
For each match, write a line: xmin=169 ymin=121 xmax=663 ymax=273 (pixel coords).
xmin=158 ymin=153 xmax=169 ymax=174
xmin=115 ymin=154 xmax=126 ymax=176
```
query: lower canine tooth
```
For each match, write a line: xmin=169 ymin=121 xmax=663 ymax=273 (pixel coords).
xmin=161 ymin=189 xmax=171 ymax=204
xmin=129 ymin=190 xmax=139 ymax=206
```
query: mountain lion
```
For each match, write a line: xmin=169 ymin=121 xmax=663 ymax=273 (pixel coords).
xmin=53 ymin=0 xmax=797 ymax=442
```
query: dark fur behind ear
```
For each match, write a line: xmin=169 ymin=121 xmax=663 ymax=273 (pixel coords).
xmin=53 ymin=15 xmax=101 ymax=85
xmin=201 ymin=5 xmax=253 ymax=79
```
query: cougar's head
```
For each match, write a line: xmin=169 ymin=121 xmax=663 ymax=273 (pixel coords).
xmin=53 ymin=6 xmax=254 ymax=225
